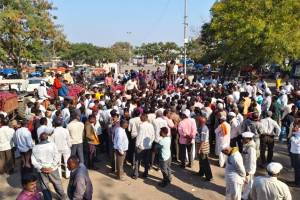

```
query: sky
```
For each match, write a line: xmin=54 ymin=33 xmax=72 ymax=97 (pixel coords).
xmin=50 ymin=0 xmax=215 ymax=47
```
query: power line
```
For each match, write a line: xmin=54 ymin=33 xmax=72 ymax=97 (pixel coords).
xmin=140 ymin=0 xmax=171 ymax=44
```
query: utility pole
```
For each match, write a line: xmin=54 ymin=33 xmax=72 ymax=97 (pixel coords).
xmin=184 ymin=0 xmax=188 ymax=74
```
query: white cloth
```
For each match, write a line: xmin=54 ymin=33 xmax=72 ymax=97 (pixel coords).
xmin=31 ymin=141 xmax=60 ymax=171
xmin=113 ymin=127 xmax=129 ymax=154
xmin=125 ymin=80 xmax=138 ymax=91
xmin=14 ymin=127 xmax=33 ymax=153
xmin=128 ymin=117 xmax=141 ymax=139
xmin=136 ymin=121 xmax=155 ymax=150
xmin=260 ymin=117 xmax=280 ymax=136
xmin=37 ymin=85 xmax=51 ymax=100
xmin=225 ymin=151 xmax=246 ymax=200
xmin=242 ymin=141 xmax=257 ymax=199
xmin=230 ymin=118 xmax=240 ymax=139
xmin=51 ymin=127 xmax=71 ymax=152
xmin=62 ymin=108 xmax=70 ymax=126
xmin=152 ymin=117 xmax=168 ymax=143
xmin=290 ymin=131 xmax=300 ymax=154
xmin=67 ymin=120 xmax=85 ymax=145
xmin=0 ymin=126 xmax=15 ymax=151
xmin=37 ymin=125 xmax=54 ymax=142
xmin=251 ymin=176 xmax=291 ymax=200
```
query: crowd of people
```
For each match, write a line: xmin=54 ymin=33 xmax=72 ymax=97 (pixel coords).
xmin=1 ymin=63 xmax=300 ymax=200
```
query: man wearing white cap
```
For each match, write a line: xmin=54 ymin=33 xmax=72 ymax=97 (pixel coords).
xmin=215 ymin=115 xmax=231 ymax=167
xmin=222 ymin=146 xmax=246 ymax=200
xmin=251 ymin=162 xmax=291 ymax=200
xmin=241 ymin=132 xmax=256 ymax=199
xmin=228 ymin=112 xmax=240 ymax=147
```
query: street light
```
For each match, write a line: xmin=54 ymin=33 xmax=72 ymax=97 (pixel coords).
xmin=184 ymin=0 xmax=188 ymax=74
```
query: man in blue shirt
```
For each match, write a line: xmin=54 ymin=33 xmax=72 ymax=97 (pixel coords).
xmin=157 ymin=127 xmax=172 ymax=187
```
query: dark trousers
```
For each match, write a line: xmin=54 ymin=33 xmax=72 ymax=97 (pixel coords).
xmin=71 ymin=143 xmax=84 ymax=164
xmin=20 ymin=150 xmax=33 ymax=178
xmin=116 ymin=151 xmax=126 ymax=179
xmin=292 ymin=153 xmax=300 ymax=186
xmin=0 ymin=149 xmax=14 ymax=174
xmin=260 ymin=135 xmax=275 ymax=165
xmin=40 ymin=169 xmax=66 ymax=200
xmin=171 ymin=130 xmax=179 ymax=161
xmin=159 ymin=157 xmax=172 ymax=183
xmin=88 ymin=144 xmax=97 ymax=169
xmin=199 ymin=153 xmax=213 ymax=180
xmin=126 ymin=137 xmax=136 ymax=167
xmin=179 ymin=143 xmax=193 ymax=167
xmin=133 ymin=148 xmax=151 ymax=177
xmin=230 ymin=137 xmax=238 ymax=147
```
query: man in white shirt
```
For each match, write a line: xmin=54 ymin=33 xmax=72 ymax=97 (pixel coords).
xmin=67 ymin=112 xmax=85 ymax=163
xmin=133 ymin=113 xmax=155 ymax=179
xmin=260 ymin=111 xmax=281 ymax=166
xmin=125 ymin=78 xmax=138 ymax=91
xmin=0 ymin=118 xmax=15 ymax=174
xmin=14 ymin=120 xmax=33 ymax=171
xmin=31 ymin=132 xmax=67 ymax=200
xmin=62 ymin=101 xmax=71 ymax=127
xmin=251 ymin=162 xmax=291 ymax=200
xmin=52 ymin=118 xmax=72 ymax=179
xmin=37 ymin=81 xmax=51 ymax=100
xmin=36 ymin=117 xmax=54 ymax=142
xmin=284 ymin=81 xmax=294 ymax=95
xmin=223 ymin=146 xmax=246 ymax=200
xmin=228 ymin=112 xmax=240 ymax=147
xmin=113 ymin=120 xmax=129 ymax=180
xmin=151 ymin=110 xmax=168 ymax=169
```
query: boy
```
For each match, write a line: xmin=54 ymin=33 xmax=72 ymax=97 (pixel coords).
xmin=158 ymin=127 xmax=172 ymax=187
xmin=16 ymin=173 xmax=42 ymax=200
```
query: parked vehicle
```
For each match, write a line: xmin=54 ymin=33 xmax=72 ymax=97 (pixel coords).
xmin=27 ymin=77 xmax=48 ymax=92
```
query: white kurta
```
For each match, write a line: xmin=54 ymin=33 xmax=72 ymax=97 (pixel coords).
xmin=215 ymin=123 xmax=231 ymax=167
xmin=242 ymin=141 xmax=257 ymax=199
xmin=251 ymin=176 xmax=291 ymax=200
xmin=225 ymin=150 xmax=246 ymax=200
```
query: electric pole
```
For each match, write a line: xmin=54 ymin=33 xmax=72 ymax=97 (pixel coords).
xmin=184 ymin=0 xmax=188 ymax=74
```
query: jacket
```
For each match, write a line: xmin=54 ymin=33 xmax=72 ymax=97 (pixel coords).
xmin=68 ymin=164 xmax=93 ymax=200
xmin=85 ymin=122 xmax=100 ymax=145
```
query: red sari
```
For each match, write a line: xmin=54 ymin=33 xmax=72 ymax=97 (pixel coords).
xmin=53 ymin=78 xmax=62 ymax=97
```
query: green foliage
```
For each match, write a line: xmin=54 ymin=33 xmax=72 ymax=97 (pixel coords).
xmin=111 ymin=42 xmax=132 ymax=62
xmin=206 ymin=0 xmax=300 ymax=67
xmin=134 ymin=42 xmax=179 ymax=62
xmin=61 ymin=43 xmax=119 ymax=65
xmin=0 ymin=0 xmax=66 ymax=68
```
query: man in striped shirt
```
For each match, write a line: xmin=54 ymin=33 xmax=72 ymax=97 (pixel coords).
xmin=196 ymin=116 xmax=213 ymax=181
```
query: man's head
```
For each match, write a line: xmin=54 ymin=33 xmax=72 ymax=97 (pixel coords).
xmin=156 ymin=110 xmax=163 ymax=118
xmin=39 ymin=132 xmax=48 ymax=142
xmin=120 ymin=119 xmax=129 ymax=129
xmin=242 ymin=132 xmax=254 ymax=144
xmin=21 ymin=173 xmax=38 ymax=192
xmin=160 ymin=127 xmax=168 ymax=137
xmin=67 ymin=155 xmax=80 ymax=171
xmin=266 ymin=162 xmax=283 ymax=177
xmin=140 ymin=113 xmax=148 ymax=122
xmin=40 ymin=117 xmax=47 ymax=126
xmin=221 ymin=146 xmax=232 ymax=155
xmin=88 ymin=114 xmax=96 ymax=124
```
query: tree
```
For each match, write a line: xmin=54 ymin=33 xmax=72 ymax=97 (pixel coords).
xmin=0 ymin=0 xmax=66 ymax=69
xmin=159 ymin=42 xmax=180 ymax=62
xmin=207 ymin=0 xmax=300 ymax=68
xmin=111 ymin=42 xmax=132 ymax=62
xmin=61 ymin=43 xmax=99 ymax=65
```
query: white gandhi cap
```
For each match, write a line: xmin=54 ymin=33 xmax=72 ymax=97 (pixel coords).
xmin=267 ymin=162 xmax=283 ymax=174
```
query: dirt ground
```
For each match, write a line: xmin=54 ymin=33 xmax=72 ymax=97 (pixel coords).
xmin=0 ymin=142 xmax=299 ymax=200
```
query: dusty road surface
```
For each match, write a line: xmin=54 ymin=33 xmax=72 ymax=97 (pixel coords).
xmin=0 ymin=142 xmax=299 ymax=200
